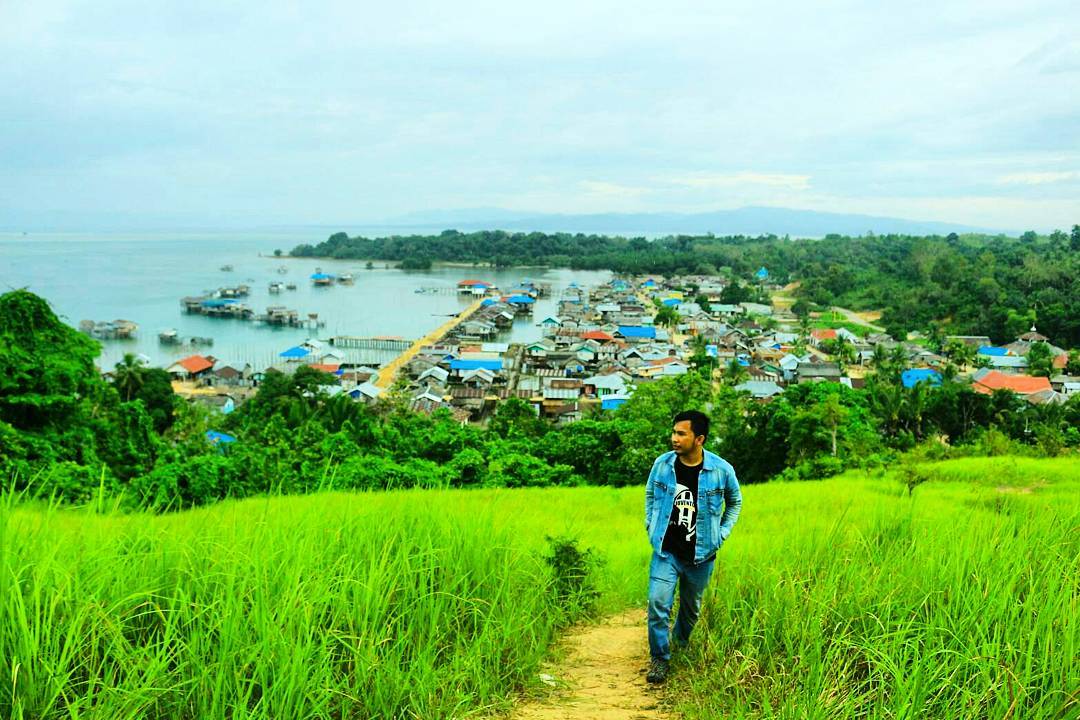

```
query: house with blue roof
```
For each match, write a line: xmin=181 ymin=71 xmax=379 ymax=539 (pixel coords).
xmin=601 ymin=394 xmax=630 ymax=411
xmin=977 ymin=346 xmax=1010 ymax=357
xmin=901 ymin=368 xmax=942 ymax=388
xmin=449 ymin=358 xmax=503 ymax=372
xmin=506 ymin=294 xmax=535 ymax=305
xmin=616 ymin=325 xmax=657 ymax=341
xmin=279 ymin=345 xmax=311 ymax=359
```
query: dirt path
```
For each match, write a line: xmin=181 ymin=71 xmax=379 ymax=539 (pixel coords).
xmin=508 ymin=609 xmax=671 ymax=720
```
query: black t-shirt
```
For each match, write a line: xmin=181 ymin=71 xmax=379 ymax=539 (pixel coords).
xmin=661 ymin=458 xmax=703 ymax=563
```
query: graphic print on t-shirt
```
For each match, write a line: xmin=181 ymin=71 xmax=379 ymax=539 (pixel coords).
xmin=672 ymin=482 xmax=696 ymax=541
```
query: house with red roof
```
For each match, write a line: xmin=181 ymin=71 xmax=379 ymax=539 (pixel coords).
xmin=971 ymin=371 xmax=1051 ymax=396
xmin=166 ymin=354 xmax=215 ymax=380
xmin=581 ymin=330 xmax=614 ymax=342
xmin=809 ymin=328 xmax=837 ymax=347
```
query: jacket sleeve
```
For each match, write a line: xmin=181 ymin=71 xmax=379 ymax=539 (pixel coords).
xmin=644 ymin=459 xmax=659 ymax=532
xmin=718 ymin=465 xmax=742 ymax=541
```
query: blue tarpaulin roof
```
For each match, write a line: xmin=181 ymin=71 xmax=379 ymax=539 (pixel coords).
xmin=310 ymin=272 xmax=334 ymax=280
xmin=279 ymin=345 xmax=310 ymax=358
xmin=205 ymin=430 xmax=237 ymax=444
xmin=642 ymin=279 xmax=657 ymax=287
xmin=201 ymin=298 xmax=238 ymax=307
xmin=617 ymin=326 xmax=656 ymax=339
xmin=601 ymin=396 xmax=629 ymax=410
xmin=506 ymin=294 xmax=535 ymax=304
xmin=706 ymin=345 xmax=719 ymax=358
xmin=661 ymin=298 xmax=681 ymax=306
xmin=756 ymin=266 xmax=769 ymax=279
xmin=480 ymin=298 xmax=497 ymax=306
xmin=450 ymin=358 xmax=503 ymax=371
xmin=978 ymin=346 xmax=1009 ymax=356
xmin=902 ymin=369 xmax=942 ymax=388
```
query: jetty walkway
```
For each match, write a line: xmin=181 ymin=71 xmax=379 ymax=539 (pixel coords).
xmin=375 ymin=298 xmax=485 ymax=389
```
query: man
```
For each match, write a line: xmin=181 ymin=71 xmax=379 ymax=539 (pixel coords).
xmin=644 ymin=410 xmax=742 ymax=684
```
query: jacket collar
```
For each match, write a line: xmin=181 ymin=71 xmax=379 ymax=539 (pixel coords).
xmin=667 ymin=449 xmax=720 ymax=471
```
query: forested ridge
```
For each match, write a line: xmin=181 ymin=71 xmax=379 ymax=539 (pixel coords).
xmin=293 ymin=227 xmax=1080 ymax=346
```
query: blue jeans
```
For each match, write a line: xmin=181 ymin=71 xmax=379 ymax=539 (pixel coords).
xmin=647 ymin=550 xmax=715 ymax=661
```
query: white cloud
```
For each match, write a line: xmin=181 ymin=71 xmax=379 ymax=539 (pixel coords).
xmin=666 ymin=172 xmax=811 ymax=191
xmin=578 ymin=181 xmax=649 ymax=199
xmin=997 ymin=170 xmax=1080 ymax=185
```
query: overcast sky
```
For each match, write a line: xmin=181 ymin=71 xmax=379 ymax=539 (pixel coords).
xmin=2 ymin=0 xmax=1079 ymax=231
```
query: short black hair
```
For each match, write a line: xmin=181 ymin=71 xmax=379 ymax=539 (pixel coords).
xmin=673 ymin=410 xmax=710 ymax=440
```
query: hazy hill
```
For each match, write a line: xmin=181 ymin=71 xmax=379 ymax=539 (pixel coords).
xmin=387 ymin=206 xmax=1005 ymax=237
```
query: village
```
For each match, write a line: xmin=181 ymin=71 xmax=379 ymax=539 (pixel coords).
xmin=148 ymin=272 xmax=1079 ymax=422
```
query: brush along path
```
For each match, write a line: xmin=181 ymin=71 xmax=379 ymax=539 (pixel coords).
xmin=509 ymin=609 xmax=669 ymax=720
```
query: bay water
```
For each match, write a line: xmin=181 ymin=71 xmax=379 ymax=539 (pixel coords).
xmin=0 ymin=231 xmax=611 ymax=371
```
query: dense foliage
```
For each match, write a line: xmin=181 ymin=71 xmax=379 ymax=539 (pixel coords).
xmin=293 ymin=227 xmax=1080 ymax=345
xmin=2 ymin=289 xmax=1078 ymax=509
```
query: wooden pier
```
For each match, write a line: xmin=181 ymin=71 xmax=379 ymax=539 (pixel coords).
xmin=330 ymin=336 xmax=414 ymax=351
xmin=375 ymin=298 xmax=485 ymax=388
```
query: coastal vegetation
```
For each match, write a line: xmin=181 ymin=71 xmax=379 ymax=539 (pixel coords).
xmin=3 ymin=458 xmax=1076 ymax=718
xmin=291 ymin=227 xmax=1080 ymax=346
xmin=2 ymin=289 xmax=1079 ymax=509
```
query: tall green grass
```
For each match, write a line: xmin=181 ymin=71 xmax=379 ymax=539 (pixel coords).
xmin=679 ymin=457 xmax=1080 ymax=719
xmin=0 ymin=488 xmax=646 ymax=719
xmin=2 ymin=458 xmax=1077 ymax=718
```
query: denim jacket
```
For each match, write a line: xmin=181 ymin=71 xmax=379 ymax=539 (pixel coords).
xmin=645 ymin=449 xmax=742 ymax=564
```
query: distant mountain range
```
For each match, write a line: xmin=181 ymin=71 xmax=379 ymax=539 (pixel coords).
xmin=384 ymin=206 xmax=1006 ymax=237
xmin=2 ymin=206 xmax=1010 ymax=237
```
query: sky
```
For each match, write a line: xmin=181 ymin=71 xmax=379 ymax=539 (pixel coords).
xmin=2 ymin=0 xmax=1079 ymax=232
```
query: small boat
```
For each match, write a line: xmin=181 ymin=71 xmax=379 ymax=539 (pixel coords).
xmin=277 ymin=266 xmax=288 ymax=274
xmin=159 ymin=329 xmax=180 ymax=344
xmin=220 ymin=264 xmax=233 ymax=272
xmin=190 ymin=336 xmax=214 ymax=346
xmin=269 ymin=281 xmax=285 ymax=293
xmin=285 ymin=283 xmax=297 ymax=290
xmin=338 ymin=273 xmax=354 ymax=284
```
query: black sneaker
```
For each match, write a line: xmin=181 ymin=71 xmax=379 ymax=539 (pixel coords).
xmin=646 ymin=657 xmax=669 ymax=684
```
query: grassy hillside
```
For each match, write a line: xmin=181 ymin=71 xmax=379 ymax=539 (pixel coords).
xmin=2 ymin=457 xmax=1077 ymax=718
xmin=679 ymin=457 xmax=1080 ymax=719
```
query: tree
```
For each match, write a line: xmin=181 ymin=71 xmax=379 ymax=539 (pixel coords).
xmin=113 ymin=353 xmax=144 ymax=402
xmin=720 ymin=281 xmax=749 ymax=304
xmin=819 ymin=393 xmax=849 ymax=457
xmin=1071 ymin=224 xmax=1080 ymax=252
xmin=1026 ymin=341 xmax=1054 ymax=378
xmin=488 ymin=397 xmax=547 ymax=440
xmin=653 ymin=305 xmax=680 ymax=330
xmin=1067 ymin=350 xmax=1080 ymax=376
xmin=723 ymin=358 xmax=748 ymax=386
xmin=0 ymin=290 xmax=101 ymax=431
xmin=688 ymin=334 xmax=715 ymax=376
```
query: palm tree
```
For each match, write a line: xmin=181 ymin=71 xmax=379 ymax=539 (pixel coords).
xmin=113 ymin=353 xmax=144 ymax=402
xmin=723 ymin=358 xmax=749 ymax=386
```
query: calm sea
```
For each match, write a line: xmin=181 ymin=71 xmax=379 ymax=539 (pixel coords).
xmin=0 ymin=231 xmax=611 ymax=370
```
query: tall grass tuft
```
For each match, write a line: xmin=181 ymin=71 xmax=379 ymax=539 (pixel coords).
xmin=678 ymin=457 xmax=1080 ymax=719
xmin=0 ymin=488 xmax=644 ymax=719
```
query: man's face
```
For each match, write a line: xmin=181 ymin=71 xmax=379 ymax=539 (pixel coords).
xmin=671 ymin=420 xmax=702 ymax=456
